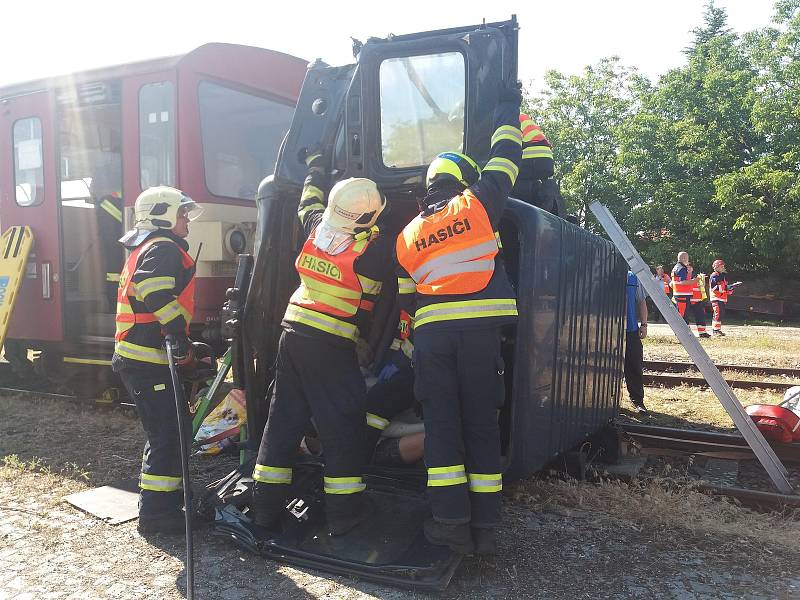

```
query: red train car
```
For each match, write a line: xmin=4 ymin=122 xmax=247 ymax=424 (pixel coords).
xmin=0 ymin=44 xmax=306 ymax=385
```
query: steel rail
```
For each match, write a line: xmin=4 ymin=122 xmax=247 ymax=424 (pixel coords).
xmin=643 ymin=360 xmax=800 ymax=379
xmin=642 ymin=373 xmax=799 ymax=393
xmin=621 ymin=422 xmax=800 ymax=465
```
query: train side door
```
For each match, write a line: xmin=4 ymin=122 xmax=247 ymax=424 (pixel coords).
xmin=0 ymin=91 xmax=63 ymax=341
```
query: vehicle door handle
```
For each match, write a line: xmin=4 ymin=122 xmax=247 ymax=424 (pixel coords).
xmin=41 ymin=262 xmax=51 ymax=299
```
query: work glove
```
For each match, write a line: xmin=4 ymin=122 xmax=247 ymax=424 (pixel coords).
xmin=169 ymin=334 xmax=195 ymax=367
xmin=499 ymin=80 xmax=523 ymax=106
xmin=377 ymin=347 xmax=411 ymax=382
xmin=297 ymin=144 xmax=325 ymax=169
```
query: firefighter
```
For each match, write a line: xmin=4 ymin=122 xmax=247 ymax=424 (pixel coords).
xmin=251 ymin=149 xmax=391 ymax=536
xmin=670 ymin=252 xmax=697 ymax=319
xmin=655 ymin=265 xmax=671 ymax=297
xmin=111 ymin=186 xmax=201 ymax=535
xmin=709 ymin=259 xmax=732 ymax=336
xmin=89 ymin=168 xmax=125 ymax=310
xmin=394 ymin=83 xmax=523 ymax=555
xmin=365 ymin=309 xmax=416 ymax=459
xmin=687 ymin=264 xmax=710 ymax=338
xmin=514 ymin=113 xmax=562 ymax=215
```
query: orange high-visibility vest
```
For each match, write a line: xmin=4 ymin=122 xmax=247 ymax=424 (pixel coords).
xmin=519 ymin=113 xmax=551 ymax=146
xmin=671 ymin=264 xmax=693 ymax=297
xmin=283 ymin=227 xmax=379 ymax=341
xmin=115 ymin=237 xmax=195 ymax=342
xmin=396 ymin=189 xmax=499 ymax=296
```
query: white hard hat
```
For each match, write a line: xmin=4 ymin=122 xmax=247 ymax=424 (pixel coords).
xmin=120 ymin=186 xmax=202 ymax=246
xmin=322 ymin=178 xmax=385 ymax=235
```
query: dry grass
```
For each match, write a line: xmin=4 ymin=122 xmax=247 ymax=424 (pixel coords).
xmin=621 ymin=385 xmax=784 ymax=430
xmin=509 ymin=475 xmax=800 ymax=549
xmin=644 ymin=324 xmax=800 ymax=368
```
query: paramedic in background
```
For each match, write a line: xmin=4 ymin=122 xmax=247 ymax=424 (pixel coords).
xmin=625 ymin=270 xmax=648 ymax=414
xmin=112 ymin=186 xmax=200 ymax=535
xmin=670 ymin=252 xmax=697 ymax=319
xmin=654 ymin=265 xmax=671 ymax=297
xmin=709 ymin=259 xmax=732 ymax=336
xmin=687 ymin=264 xmax=710 ymax=338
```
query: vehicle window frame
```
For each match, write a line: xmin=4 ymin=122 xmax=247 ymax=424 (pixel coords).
xmin=12 ymin=116 xmax=45 ymax=207
xmin=377 ymin=50 xmax=467 ymax=171
xmin=196 ymin=78 xmax=295 ymax=201
xmin=138 ymin=80 xmax=176 ymax=190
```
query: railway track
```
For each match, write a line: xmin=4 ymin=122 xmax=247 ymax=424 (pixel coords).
xmin=643 ymin=360 xmax=800 ymax=379
xmin=641 ymin=360 xmax=800 ymax=392
xmin=642 ymin=373 xmax=799 ymax=392
xmin=620 ymin=422 xmax=800 ymax=510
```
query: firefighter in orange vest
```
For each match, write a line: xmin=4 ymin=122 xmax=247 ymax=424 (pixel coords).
xmin=655 ymin=265 xmax=671 ymax=297
xmin=670 ymin=251 xmax=697 ymax=318
xmin=395 ymin=83 xmax=523 ymax=555
xmin=251 ymin=149 xmax=391 ymax=536
xmin=112 ymin=186 xmax=201 ymax=535
xmin=687 ymin=264 xmax=710 ymax=338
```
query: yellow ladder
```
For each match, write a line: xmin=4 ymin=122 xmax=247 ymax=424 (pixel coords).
xmin=0 ymin=226 xmax=34 ymax=350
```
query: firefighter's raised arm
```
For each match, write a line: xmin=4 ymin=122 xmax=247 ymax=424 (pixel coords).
xmin=470 ymin=83 xmax=524 ymax=225
xmin=296 ymin=147 xmax=329 ymax=235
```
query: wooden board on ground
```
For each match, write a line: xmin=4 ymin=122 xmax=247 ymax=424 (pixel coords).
xmin=65 ymin=478 xmax=139 ymax=525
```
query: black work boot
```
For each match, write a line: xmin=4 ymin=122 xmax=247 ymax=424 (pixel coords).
xmin=250 ymin=483 xmax=287 ymax=530
xmin=326 ymin=493 xmax=373 ymax=536
xmin=137 ymin=510 xmax=185 ymax=536
xmin=471 ymin=526 xmax=498 ymax=555
xmin=423 ymin=518 xmax=475 ymax=554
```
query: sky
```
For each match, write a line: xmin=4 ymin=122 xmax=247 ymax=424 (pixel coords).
xmin=0 ymin=1 xmax=776 ymax=90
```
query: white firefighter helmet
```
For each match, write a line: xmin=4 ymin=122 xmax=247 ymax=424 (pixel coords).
xmin=313 ymin=178 xmax=385 ymax=254
xmin=120 ymin=186 xmax=202 ymax=246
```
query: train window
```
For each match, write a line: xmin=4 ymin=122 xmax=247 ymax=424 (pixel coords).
xmin=198 ymin=81 xmax=294 ymax=200
xmin=139 ymin=82 xmax=176 ymax=189
xmin=379 ymin=52 xmax=465 ymax=169
xmin=13 ymin=118 xmax=44 ymax=207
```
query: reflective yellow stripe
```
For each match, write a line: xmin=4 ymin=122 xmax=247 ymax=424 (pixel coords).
xmin=253 ymin=464 xmax=292 ymax=484
xmin=323 ymin=476 xmax=366 ymax=495
xmin=305 ymin=153 xmax=323 ymax=166
xmin=494 ymin=231 xmax=503 ymax=249
xmin=301 ymin=185 xmax=324 ymax=202
xmin=298 ymin=202 xmax=325 ymax=223
xmin=519 ymin=117 xmax=535 ymax=131
xmin=106 ymin=272 xmax=120 ymax=283
xmin=414 ymin=298 xmax=518 ymax=328
xmin=467 ymin=472 xmax=503 ymax=493
xmin=397 ymin=277 xmax=416 ymax=295
xmin=115 ymin=340 xmax=168 ymax=364
xmin=366 ymin=412 xmax=390 ymax=431
xmin=357 ymin=274 xmax=382 ymax=295
xmin=135 ymin=276 xmax=175 ymax=300
xmin=140 ymin=473 xmax=182 ymax=492
xmin=522 ymin=146 xmax=553 ymax=160
xmin=292 ymin=284 xmax=357 ymax=316
xmin=283 ymin=305 xmax=359 ymax=340
xmin=483 ymin=157 xmax=520 ymax=186
xmin=300 ymin=275 xmax=361 ymax=299
xmin=63 ymin=356 xmax=112 ymax=366
xmin=427 ymin=465 xmax=468 ymax=487
xmin=411 ymin=239 xmax=498 ymax=285
xmin=153 ymin=300 xmax=185 ymax=325
xmin=491 ymin=125 xmax=523 ymax=147
xmin=100 ymin=198 xmax=123 ymax=223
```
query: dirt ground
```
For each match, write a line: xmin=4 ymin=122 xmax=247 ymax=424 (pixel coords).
xmin=2 ymin=388 xmax=800 ymax=600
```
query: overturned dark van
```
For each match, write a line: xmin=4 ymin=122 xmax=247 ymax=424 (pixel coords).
xmin=209 ymin=17 xmax=627 ymax=591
